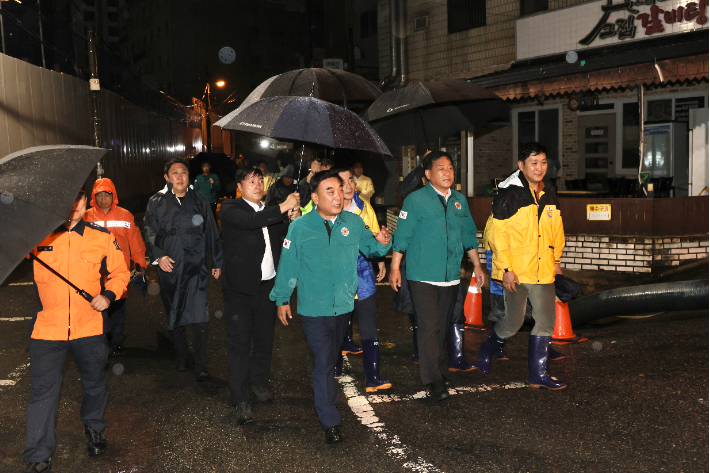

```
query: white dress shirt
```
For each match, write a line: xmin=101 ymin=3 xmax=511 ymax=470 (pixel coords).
xmin=243 ymin=198 xmax=276 ymax=281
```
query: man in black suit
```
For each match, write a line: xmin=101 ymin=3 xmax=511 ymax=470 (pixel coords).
xmin=220 ymin=166 xmax=300 ymax=425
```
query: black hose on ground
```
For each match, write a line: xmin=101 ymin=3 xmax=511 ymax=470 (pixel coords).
xmin=568 ymin=280 xmax=709 ymax=327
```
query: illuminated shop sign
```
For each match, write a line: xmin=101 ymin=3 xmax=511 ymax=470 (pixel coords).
xmin=516 ymin=0 xmax=709 ymax=60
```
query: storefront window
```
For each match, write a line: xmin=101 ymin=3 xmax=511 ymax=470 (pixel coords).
xmin=622 ymin=102 xmax=640 ymax=169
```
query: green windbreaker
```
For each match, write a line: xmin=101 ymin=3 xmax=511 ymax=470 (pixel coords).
xmin=392 ymin=184 xmax=478 ymax=283
xmin=269 ymin=209 xmax=391 ymax=317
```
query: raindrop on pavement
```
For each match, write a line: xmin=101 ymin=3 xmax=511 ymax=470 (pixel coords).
xmin=112 ymin=363 xmax=124 ymax=375
xmin=593 ymin=341 xmax=603 ymax=351
xmin=214 ymin=310 xmax=223 ymax=319
xmin=1 ymin=192 xmax=14 ymax=204
xmin=192 ymin=214 xmax=204 ymax=226
xmin=147 ymin=282 xmax=160 ymax=295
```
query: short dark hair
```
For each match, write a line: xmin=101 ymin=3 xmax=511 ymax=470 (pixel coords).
xmin=518 ymin=142 xmax=548 ymax=163
xmin=164 ymin=158 xmax=188 ymax=175
xmin=256 ymin=159 xmax=268 ymax=166
xmin=76 ymin=189 xmax=87 ymax=201
xmin=236 ymin=165 xmax=263 ymax=184
xmin=310 ymin=169 xmax=343 ymax=194
xmin=314 ymin=156 xmax=335 ymax=168
xmin=422 ymin=151 xmax=453 ymax=171
xmin=331 ymin=167 xmax=352 ymax=176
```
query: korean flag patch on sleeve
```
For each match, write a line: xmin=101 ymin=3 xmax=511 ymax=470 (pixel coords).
xmin=399 ymin=210 xmax=407 ymax=219
xmin=283 ymin=239 xmax=291 ymax=249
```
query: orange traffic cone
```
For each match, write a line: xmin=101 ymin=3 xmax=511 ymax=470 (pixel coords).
xmin=552 ymin=297 xmax=587 ymax=344
xmin=463 ymin=276 xmax=486 ymax=330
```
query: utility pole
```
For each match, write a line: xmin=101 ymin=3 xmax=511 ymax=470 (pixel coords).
xmin=87 ymin=27 xmax=103 ymax=178
xmin=37 ymin=0 xmax=46 ymax=68
xmin=205 ymin=66 xmax=212 ymax=153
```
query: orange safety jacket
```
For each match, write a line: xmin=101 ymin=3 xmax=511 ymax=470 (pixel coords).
xmin=84 ymin=178 xmax=146 ymax=299
xmin=31 ymin=219 xmax=130 ymax=341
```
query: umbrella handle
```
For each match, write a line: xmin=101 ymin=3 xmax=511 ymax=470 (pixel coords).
xmin=78 ymin=290 xmax=94 ymax=303
xmin=297 ymin=144 xmax=306 ymax=180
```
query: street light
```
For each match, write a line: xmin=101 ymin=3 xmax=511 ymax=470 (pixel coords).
xmin=205 ymin=80 xmax=225 ymax=153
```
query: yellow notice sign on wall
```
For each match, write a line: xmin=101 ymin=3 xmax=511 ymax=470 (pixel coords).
xmin=587 ymin=204 xmax=611 ymax=221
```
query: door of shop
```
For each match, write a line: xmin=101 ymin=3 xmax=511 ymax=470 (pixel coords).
xmin=578 ymin=114 xmax=617 ymax=188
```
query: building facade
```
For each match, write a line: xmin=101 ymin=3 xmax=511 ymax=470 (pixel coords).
xmin=377 ymin=0 xmax=708 ymax=196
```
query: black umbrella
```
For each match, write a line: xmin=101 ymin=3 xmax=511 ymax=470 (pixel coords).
xmin=361 ymin=79 xmax=510 ymax=148
xmin=0 ymin=145 xmax=109 ymax=285
xmin=227 ymin=68 xmax=381 ymax=116
xmin=214 ymin=96 xmax=392 ymax=157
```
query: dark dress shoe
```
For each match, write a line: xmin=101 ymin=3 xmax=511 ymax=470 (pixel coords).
xmin=429 ymin=379 xmax=450 ymax=402
xmin=236 ymin=402 xmax=254 ymax=425
xmin=325 ymin=425 xmax=343 ymax=444
xmin=251 ymin=384 xmax=273 ymax=402
xmin=196 ymin=371 xmax=211 ymax=382
xmin=23 ymin=459 xmax=51 ymax=472
xmin=85 ymin=426 xmax=107 ymax=457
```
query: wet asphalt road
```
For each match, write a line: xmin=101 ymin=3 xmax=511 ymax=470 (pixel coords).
xmin=0 ymin=260 xmax=707 ymax=473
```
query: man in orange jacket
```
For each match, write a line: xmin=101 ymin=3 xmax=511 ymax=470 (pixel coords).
xmin=84 ymin=178 xmax=147 ymax=355
xmin=23 ymin=190 xmax=130 ymax=473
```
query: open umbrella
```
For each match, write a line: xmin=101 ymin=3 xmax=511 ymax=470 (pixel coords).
xmin=361 ymin=79 xmax=510 ymax=148
xmin=222 ymin=68 xmax=381 ymax=121
xmin=0 ymin=145 xmax=109 ymax=285
xmin=215 ymin=95 xmax=391 ymax=155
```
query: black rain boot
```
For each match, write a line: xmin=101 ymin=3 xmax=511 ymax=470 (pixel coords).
xmin=489 ymin=323 xmax=509 ymax=360
xmin=528 ymin=335 xmax=566 ymax=390
xmin=478 ymin=329 xmax=507 ymax=375
xmin=362 ymin=339 xmax=391 ymax=392
xmin=447 ymin=324 xmax=476 ymax=372
xmin=341 ymin=317 xmax=362 ymax=354
xmin=409 ymin=313 xmax=419 ymax=363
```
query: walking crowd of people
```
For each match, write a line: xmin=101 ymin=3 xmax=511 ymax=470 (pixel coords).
xmin=21 ymin=142 xmax=566 ymax=472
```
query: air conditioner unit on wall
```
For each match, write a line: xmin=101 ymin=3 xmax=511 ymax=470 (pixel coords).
xmin=414 ymin=13 xmax=429 ymax=31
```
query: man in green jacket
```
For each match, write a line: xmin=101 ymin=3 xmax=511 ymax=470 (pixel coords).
xmin=389 ymin=151 xmax=485 ymax=401
xmin=194 ymin=161 xmax=221 ymax=219
xmin=270 ymin=169 xmax=391 ymax=444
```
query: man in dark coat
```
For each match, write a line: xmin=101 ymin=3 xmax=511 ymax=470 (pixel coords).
xmin=144 ymin=158 xmax=224 ymax=382
xmin=220 ymin=166 xmax=300 ymax=425
xmin=265 ymin=164 xmax=297 ymax=208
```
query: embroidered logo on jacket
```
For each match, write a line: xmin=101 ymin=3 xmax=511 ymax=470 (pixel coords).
xmin=399 ymin=211 xmax=407 ymax=219
xmin=283 ymin=239 xmax=291 ymax=249
xmin=341 ymin=227 xmax=349 ymax=236
xmin=455 ymin=202 xmax=462 ymax=209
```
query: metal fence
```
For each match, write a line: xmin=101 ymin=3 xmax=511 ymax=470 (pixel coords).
xmin=0 ymin=52 xmax=202 ymax=212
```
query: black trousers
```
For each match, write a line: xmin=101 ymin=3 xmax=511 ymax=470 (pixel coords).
xmin=172 ymin=322 xmax=210 ymax=374
xmin=301 ymin=313 xmax=350 ymax=429
xmin=224 ymin=278 xmax=276 ymax=406
xmin=104 ymin=298 xmax=127 ymax=345
xmin=408 ymin=281 xmax=458 ymax=385
xmin=24 ymin=335 xmax=108 ymax=463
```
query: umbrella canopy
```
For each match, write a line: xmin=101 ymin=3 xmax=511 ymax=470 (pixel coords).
xmin=218 ymin=68 xmax=381 ymax=124
xmin=361 ymin=79 xmax=510 ymax=148
xmin=215 ymin=96 xmax=392 ymax=157
xmin=0 ymin=145 xmax=109 ymax=285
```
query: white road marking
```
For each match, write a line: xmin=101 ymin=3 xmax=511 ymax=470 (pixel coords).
xmin=0 ymin=317 xmax=32 ymax=321
xmin=8 ymin=282 xmax=33 ymax=286
xmin=0 ymin=362 xmax=30 ymax=386
xmin=339 ymin=356 xmax=444 ymax=473
xmin=368 ymin=382 xmax=529 ymax=404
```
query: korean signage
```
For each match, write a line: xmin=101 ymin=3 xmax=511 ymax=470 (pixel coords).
xmin=587 ymin=204 xmax=612 ymax=221
xmin=516 ymin=0 xmax=708 ymax=60
xmin=323 ymin=58 xmax=344 ymax=70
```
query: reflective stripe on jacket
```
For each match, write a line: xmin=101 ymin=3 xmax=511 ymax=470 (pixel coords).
xmin=489 ymin=170 xmax=564 ymax=285
xmin=31 ymin=220 xmax=131 ymax=341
